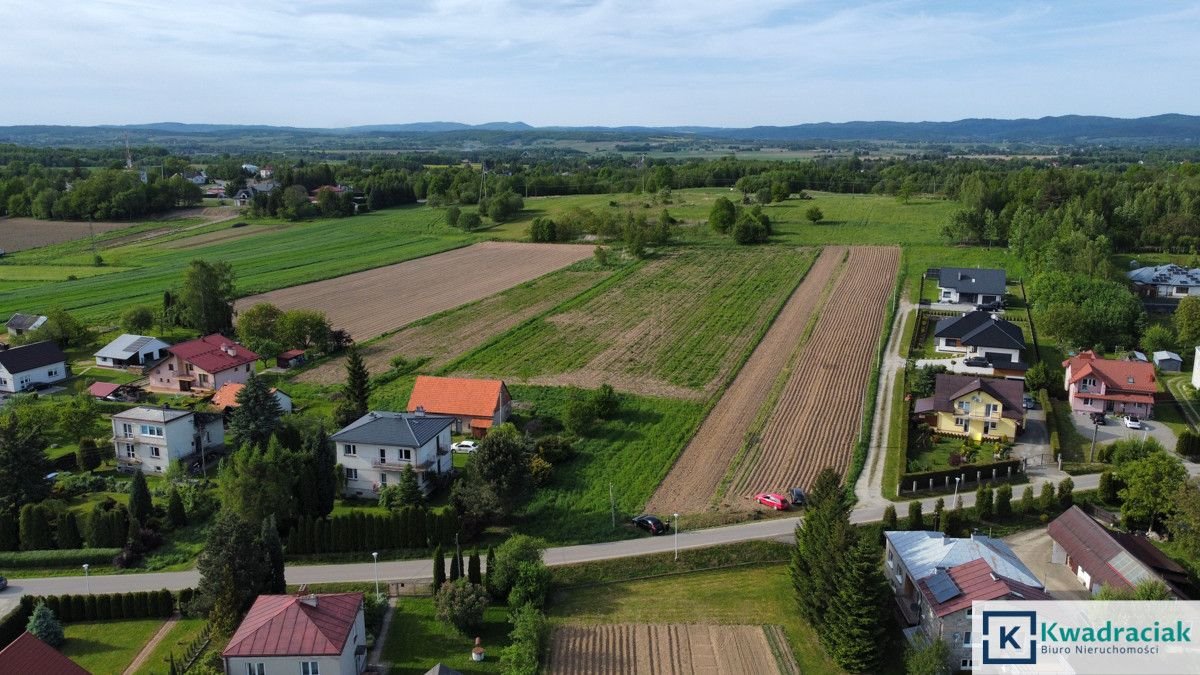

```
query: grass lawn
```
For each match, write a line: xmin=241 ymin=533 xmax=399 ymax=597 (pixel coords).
xmin=381 ymin=597 xmax=513 ymax=674
xmin=548 ymin=563 xmax=845 ymax=674
xmin=1159 ymin=373 xmax=1197 ymax=438
xmin=1051 ymin=400 xmax=1089 ymax=462
xmin=901 ymin=245 xmax=1026 ymax=303
xmin=134 ymin=617 xmax=208 ymax=675
xmin=906 ymin=435 xmax=963 ymax=473
xmin=61 ymin=618 xmax=167 ymax=674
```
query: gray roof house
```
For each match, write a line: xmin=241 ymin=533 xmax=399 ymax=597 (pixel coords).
xmin=1153 ymin=350 xmax=1183 ymax=371
xmin=1128 ymin=264 xmax=1200 ymax=300
xmin=94 ymin=334 xmax=172 ymax=368
xmin=5 ymin=313 xmax=47 ymax=336
xmin=933 ymin=311 xmax=1029 ymax=372
xmin=330 ymin=411 xmax=455 ymax=498
xmin=935 ymin=268 xmax=1006 ymax=305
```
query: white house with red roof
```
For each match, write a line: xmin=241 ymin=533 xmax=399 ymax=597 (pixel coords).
xmin=1062 ymin=350 xmax=1157 ymax=418
xmin=407 ymin=375 xmax=511 ymax=437
xmin=147 ymin=334 xmax=259 ymax=394
xmin=222 ymin=593 xmax=367 ymax=675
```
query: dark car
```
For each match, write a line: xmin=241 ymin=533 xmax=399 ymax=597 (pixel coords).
xmin=963 ymin=356 xmax=990 ymax=367
xmin=976 ymin=300 xmax=1004 ymax=312
xmin=0 ymin=576 xmax=7 ymax=591
xmin=1090 ymin=412 xmax=1106 ymax=426
xmin=789 ymin=487 xmax=807 ymax=506
xmin=631 ymin=514 xmax=669 ymax=535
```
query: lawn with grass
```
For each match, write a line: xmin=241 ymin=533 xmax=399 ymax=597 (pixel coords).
xmin=61 ymin=618 xmax=167 ymax=674
xmin=901 ymin=245 xmax=1026 ymax=303
xmin=382 ymin=597 xmax=513 ymax=674
xmin=134 ymin=617 xmax=208 ymax=675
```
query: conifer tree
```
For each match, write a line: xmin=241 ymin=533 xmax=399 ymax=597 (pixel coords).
xmin=26 ymin=602 xmax=64 ymax=647
xmin=334 ymin=347 xmax=371 ymax=427
xmin=824 ymin=533 xmax=889 ymax=673
xmin=881 ymin=505 xmax=897 ymax=532
xmin=260 ymin=515 xmax=286 ymax=594
xmin=397 ymin=464 xmax=424 ymax=507
xmin=433 ymin=545 xmax=446 ymax=593
xmin=129 ymin=470 xmax=153 ymax=525
xmin=995 ymin=483 xmax=1013 ymax=520
xmin=229 ymin=374 xmax=283 ymax=450
xmin=19 ymin=504 xmax=52 ymax=550
xmin=449 ymin=550 xmax=461 ymax=582
xmin=907 ymin=500 xmax=924 ymax=530
xmin=791 ymin=467 xmax=850 ymax=630
xmin=976 ymin=484 xmax=994 ymax=521
xmin=57 ymin=512 xmax=82 ymax=549
xmin=485 ymin=545 xmax=496 ymax=595
xmin=933 ymin=497 xmax=945 ymax=531
xmin=167 ymin=488 xmax=187 ymax=529
xmin=1039 ymin=482 xmax=1056 ymax=513
xmin=468 ymin=549 xmax=482 ymax=585
xmin=1019 ymin=486 xmax=1035 ymax=515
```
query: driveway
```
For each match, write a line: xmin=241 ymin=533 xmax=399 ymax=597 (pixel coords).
xmin=1003 ymin=528 xmax=1090 ymax=600
xmin=913 ymin=358 xmax=996 ymax=376
xmin=1012 ymin=409 xmax=1049 ymax=461
xmin=1067 ymin=409 xmax=1177 ymax=451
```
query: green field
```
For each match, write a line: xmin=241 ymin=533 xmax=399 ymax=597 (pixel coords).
xmin=382 ymin=597 xmax=513 ymax=674
xmin=901 ymin=245 xmax=1026 ymax=302
xmin=62 ymin=617 xmax=167 ymax=674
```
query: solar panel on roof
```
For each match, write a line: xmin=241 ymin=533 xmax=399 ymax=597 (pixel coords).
xmin=927 ymin=570 xmax=962 ymax=603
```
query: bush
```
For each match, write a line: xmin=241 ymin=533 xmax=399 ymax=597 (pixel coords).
xmin=1099 ymin=470 xmax=1119 ymax=503
xmin=435 ymin=580 xmax=489 ymax=633
xmin=1058 ymin=477 xmax=1075 ymax=509
xmin=26 ymin=602 xmax=63 ymax=647
xmin=0 ymin=548 xmax=121 ymax=568
xmin=1038 ymin=482 xmax=1056 ymax=513
xmin=501 ymin=604 xmax=548 ymax=675
xmin=1178 ymin=429 xmax=1200 ymax=458
xmin=535 ymin=435 xmax=575 ymax=464
xmin=490 ymin=535 xmax=546 ymax=602
xmin=507 ymin=561 xmax=551 ymax=610
xmin=995 ymin=483 xmax=1013 ymax=520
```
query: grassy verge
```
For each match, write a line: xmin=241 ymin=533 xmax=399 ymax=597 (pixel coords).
xmin=550 ymin=540 xmax=791 ymax=588
xmin=882 ymin=371 xmax=908 ymax=500
xmin=134 ymin=617 xmax=207 ymax=675
xmin=381 ymin=597 xmax=512 ymax=674
xmin=61 ymin=618 xmax=167 ymax=674
xmin=1051 ymin=400 xmax=1089 ymax=462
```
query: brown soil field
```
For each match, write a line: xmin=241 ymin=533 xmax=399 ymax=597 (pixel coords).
xmin=0 ymin=206 xmax=239 ymax=252
xmin=729 ymin=245 xmax=900 ymax=501
xmin=545 ymin=624 xmax=795 ymax=675
xmin=235 ymin=241 xmax=592 ymax=343
xmin=647 ymin=247 xmax=847 ymax=513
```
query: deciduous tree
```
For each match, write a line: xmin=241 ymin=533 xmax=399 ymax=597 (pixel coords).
xmin=179 ymin=259 xmax=235 ymax=335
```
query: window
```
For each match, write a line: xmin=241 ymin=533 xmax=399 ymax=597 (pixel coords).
xmin=984 ymin=403 xmax=996 ymax=417
xmin=302 ymin=662 xmax=320 ymax=675
xmin=124 ymin=444 xmax=135 ymax=458
xmin=963 ymin=631 xmax=971 ymax=645
xmin=961 ymin=658 xmax=973 ymax=669
xmin=48 ymin=369 xmax=58 ymax=377
xmin=168 ymin=363 xmax=174 ymax=371
xmin=345 ymin=467 xmax=358 ymax=481
xmin=380 ymin=473 xmax=387 ymax=486
xmin=122 ymin=423 xmax=133 ymax=437
xmin=344 ymin=444 xmax=357 ymax=456
xmin=198 ymin=374 xmax=209 ymax=385
xmin=1083 ymin=398 xmax=1092 ymax=406
xmin=966 ymin=607 xmax=973 ymax=616
xmin=140 ymin=425 xmax=164 ymax=437
xmin=150 ymin=446 xmax=161 ymax=458
xmin=246 ymin=664 xmax=265 ymax=675
xmin=399 ymin=448 xmax=412 ymax=461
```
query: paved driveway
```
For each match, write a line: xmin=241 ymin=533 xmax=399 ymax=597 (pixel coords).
xmin=1003 ymin=528 xmax=1091 ymax=600
xmin=1067 ymin=409 xmax=1177 ymax=451
xmin=1013 ymin=409 xmax=1049 ymax=461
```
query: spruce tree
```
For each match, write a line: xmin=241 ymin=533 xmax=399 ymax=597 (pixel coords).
xmin=468 ymin=549 xmax=482 ymax=585
xmin=977 ymin=484 xmax=994 ymax=521
xmin=229 ymin=374 xmax=283 ymax=451
xmin=397 ymin=464 xmax=424 ymax=507
xmin=0 ymin=412 xmax=52 ymax=515
xmin=995 ymin=483 xmax=1013 ymax=520
xmin=881 ymin=505 xmax=897 ymax=532
xmin=906 ymin=500 xmax=924 ymax=531
xmin=19 ymin=504 xmax=52 ymax=550
xmin=433 ymin=545 xmax=446 ymax=593
xmin=260 ymin=515 xmax=286 ymax=594
xmin=824 ymin=533 xmax=890 ymax=673
xmin=57 ymin=512 xmax=82 ymax=549
xmin=933 ymin=497 xmax=945 ymax=531
xmin=26 ymin=602 xmax=64 ymax=647
xmin=1038 ymin=482 xmax=1056 ymax=513
xmin=76 ymin=437 xmax=102 ymax=472
xmin=310 ymin=426 xmax=337 ymax=518
xmin=791 ymin=468 xmax=851 ymax=630
xmin=167 ymin=488 xmax=187 ymax=529
xmin=449 ymin=550 xmax=461 ymax=582
xmin=1019 ymin=486 xmax=1035 ymax=515
xmin=485 ymin=546 xmax=496 ymax=595
xmin=334 ymin=347 xmax=371 ymax=427
xmin=128 ymin=470 xmax=153 ymax=525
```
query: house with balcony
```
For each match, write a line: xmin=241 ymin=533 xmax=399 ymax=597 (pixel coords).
xmin=146 ymin=334 xmax=258 ymax=394
xmin=331 ymin=410 xmax=454 ymax=498
xmin=222 ymin=593 xmax=367 ymax=675
xmin=1063 ymin=350 xmax=1156 ymax=418
xmin=884 ymin=530 xmax=1050 ymax=672
xmin=935 ymin=267 xmax=1006 ymax=305
xmin=111 ymin=405 xmax=224 ymax=474
xmin=913 ymin=374 xmax=1025 ymax=441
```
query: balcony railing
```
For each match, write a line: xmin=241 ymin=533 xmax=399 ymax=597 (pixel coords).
xmin=372 ymin=459 xmax=433 ymax=472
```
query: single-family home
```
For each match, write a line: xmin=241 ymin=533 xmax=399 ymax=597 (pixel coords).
xmin=1153 ymin=350 xmax=1183 ymax=372
xmin=0 ymin=632 xmax=89 ymax=675
xmin=1048 ymin=506 xmax=1191 ymax=598
xmin=934 ymin=267 xmax=1006 ymax=305
xmin=94 ymin=334 xmax=171 ymax=369
xmin=222 ymin=593 xmax=367 ymax=675
xmin=913 ymin=374 xmax=1025 ymax=441
xmin=111 ymin=405 xmax=225 ymax=474
xmin=212 ymin=381 xmax=293 ymax=413
xmin=258 ymin=165 xmax=275 ymax=179
xmin=932 ymin=311 xmax=1028 ymax=374
xmin=885 ymin=530 xmax=1050 ymax=673
xmin=0 ymin=341 xmax=68 ymax=393
xmin=331 ymin=410 xmax=454 ymax=498
xmin=407 ymin=375 xmax=511 ymax=437
xmin=1062 ymin=350 xmax=1156 ymax=418
xmin=240 ymin=163 xmax=260 ymax=175
xmin=5 ymin=312 xmax=47 ymax=336
xmin=276 ymin=349 xmax=306 ymax=369
xmin=1127 ymin=264 xmax=1200 ymax=299
xmin=146 ymin=334 xmax=259 ymax=394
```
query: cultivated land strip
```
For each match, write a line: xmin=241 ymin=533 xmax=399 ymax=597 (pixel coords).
xmin=545 ymin=624 xmax=788 ymax=675
xmin=647 ymin=247 xmax=846 ymax=513
xmin=235 ymin=241 xmax=592 ymax=342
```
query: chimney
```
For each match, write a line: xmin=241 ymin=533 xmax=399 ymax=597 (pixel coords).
xmin=414 ymin=406 xmax=425 ymax=416
xmin=299 ymin=594 xmax=318 ymax=607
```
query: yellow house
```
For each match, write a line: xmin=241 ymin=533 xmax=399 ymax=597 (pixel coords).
xmin=913 ymin=374 xmax=1025 ymax=441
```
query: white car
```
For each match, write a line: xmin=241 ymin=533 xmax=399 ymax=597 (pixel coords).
xmin=452 ymin=440 xmax=479 ymax=453
xmin=1124 ymin=415 xmax=1143 ymax=430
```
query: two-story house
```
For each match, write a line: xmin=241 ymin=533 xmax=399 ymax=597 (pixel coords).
xmin=935 ymin=267 xmax=1006 ymax=305
xmin=913 ymin=374 xmax=1025 ymax=441
xmin=932 ymin=311 xmax=1028 ymax=376
xmin=331 ymin=411 xmax=454 ymax=498
xmin=884 ymin=530 xmax=1050 ymax=672
xmin=406 ymin=375 xmax=512 ymax=437
xmin=146 ymin=334 xmax=259 ymax=394
xmin=0 ymin=341 xmax=68 ymax=393
xmin=1063 ymin=350 xmax=1156 ymax=418
xmin=222 ymin=593 xmax=367 ymax=675
xmin=111 ymin=406 xmax=225 ymax=474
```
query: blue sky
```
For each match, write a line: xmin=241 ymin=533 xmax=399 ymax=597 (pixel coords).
xmin=0 ymin=0 xmax=1197 ymax=127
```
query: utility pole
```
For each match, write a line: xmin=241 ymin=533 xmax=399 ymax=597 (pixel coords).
xmin=610 ymin=482 xmax=616 ymax=529
xmin=1090 ymin=423 xmax=1099 ymax=463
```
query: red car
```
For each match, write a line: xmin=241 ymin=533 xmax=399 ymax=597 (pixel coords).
xmin=754 ymin=492 xmax=789 ymax=510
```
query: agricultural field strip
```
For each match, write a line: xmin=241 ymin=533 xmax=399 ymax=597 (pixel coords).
xmin=237 ymin=241 xmax=591 ymax=342
xmin=0 ymin=217 xmax=140 ymax=252
xmin=734 ymin=246 xmax=900 ymax=496
xmin=545 ymin=624 xmax=790 ymax=675
xmin=646 ymin=247 xmax=843 ymax=513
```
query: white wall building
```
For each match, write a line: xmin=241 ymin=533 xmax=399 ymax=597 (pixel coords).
xmin=111 ymin=406 xmax=224 ymax=474
xmin=0 ymin=341 xmax=68 ymax=393
xmin=222 ymin=593 xmax=367 ymax=675
xmin=94 ymin=334 xmax=171 ymax=369
xmin=331 ymin=411 xmax=454 ymax=498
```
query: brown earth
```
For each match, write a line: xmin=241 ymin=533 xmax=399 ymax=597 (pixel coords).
xmin=0 ymin=206 xmax=240 ymax=252
xmin=235 ymin=241 xmax=593 ymax=343
xmin=545 ymin=624 xmax=795 ymax=675
xmin=647 ymin=247 xmax=847 ymax=513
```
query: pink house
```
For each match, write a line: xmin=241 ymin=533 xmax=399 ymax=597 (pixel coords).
xmin=1062 ymin=351 xmax=1156 ymax=418
xmin=147 ymin=334 xmax=259 ymax=394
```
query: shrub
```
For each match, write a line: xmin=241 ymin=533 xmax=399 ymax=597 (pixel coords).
xmin=26 ymin=602 xmax=63 ymax=647
xmin=1099 ymin=470 xmax=1118 ymax=503
xmin=906 ymin=501 xmax=923 ymax=531
xmin=1019 ymin=486 xmax=1035 ymax=515
xmin=1058 ymin=477 xmax=1075 ymax=509
xmin=435 ymin=580 xmax=489 ymax=633
xmin=881 ymin=505 xmax=897 ymax=531
xmin=1178 ymin=429 xmax=1200 ymax=458
xmin=995 ymin=483 xmax=1013 ymax=520
xmin=535 ymin=435 xmax=575 ymax=464
xmin=0 ymin=548 xmax=121 ymax=569
xmin=1038 ymin=482 xmax=1056 ymax=513
xmin=976 ymin=484 xmax=994 ymax=521
xmin=501 ymin=604 xmax=548 ymax=675
xmin=490 ymin=535 xmax=546 ymax=602
xmin=507 ymin=561 xmax=552 ymax=610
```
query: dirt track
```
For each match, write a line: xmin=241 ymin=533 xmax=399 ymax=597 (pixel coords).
xmin=546 ymin=624 xmax=795 ymax=675
xmin=235 ymin=241 xmax=592 ymax=343
xmin=647 ymin=247 xmax=846 ymax=513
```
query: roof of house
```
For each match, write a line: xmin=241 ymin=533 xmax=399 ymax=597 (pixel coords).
xmin=0 ymin=340 xmax=67 ymax=374
xmin=936 ymin=267 xmax=1007 ymax=295
xmin=1063 ymin=351 xmax=1156 ymax=397
xmin=0 ymin=632 xmax=90 ymax=675
xmin=94 ymin=334 xmax=167 ymax=360
xmin=407 ymin=375 xmax=508 ymax=419
xmin=1153 ymin=350 xmax=1182 ymax=363
xmin=1047 ymin=506 xmax=1189 ymax=598
xmin=112 ymin=406 xmax=193 ymax=424
xmin=884 ymin=530 xmax=1043 ymax=588
xmin=1127 ymin=264 xmax=1200 ymax=287
xmin=211 ymin=382 xmax=287 ymax=409
xmin=913 ymin=374 xmax=1025 ymax=421
xmin=933 ymin=311 xmax=1026 ymax=351
xmin=88 ymin=382 xmax=121 ymax=398
xmin=5 ymin=313 xmax=47 ymax=331
xmin=277 ymin=348 xmax=306 ymax=359
xmin=168 ymin=334 xmax=258 ymax=373
xmin=331 ymin=410 xmax=454 ymax=448
xmin=917 ymin=558 xmax=1052 ymax=617
xmin=425 ymin=664 xmax=464 ymax=675
xmin=222 ymin=593 xmax=363 ymax=658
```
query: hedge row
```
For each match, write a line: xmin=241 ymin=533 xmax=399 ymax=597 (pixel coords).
xmin=0 ymin=548 xmax=122 ymax=568
xmin=21 ymin=589 xmax=178 ymax=622
xmin=1040 ymin=389 xmax=1061 ymax=458
xmin=899 ymin=459 xmax=1025 ymax=494
xmin=286 ymin=508 xmax=461 ymax=555
xmin=0 ymin=605 xmax=31 ymax=652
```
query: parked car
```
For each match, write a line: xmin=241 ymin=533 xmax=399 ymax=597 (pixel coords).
xmin=1022 ymin=395 xmax=1037 ymax=410
xmin=976 ymin=300 xmax=1004 ymax=311
xmin=963 ymin=356 xmax=990 ymax=367
xmin=0 ymin=576 xmax=7 ymax=591
xmin=452 ymin=440 xmax=479 ymax=454
xmin=1090 ymin=412 xmax=1106 ymax=426
xmin=754 ymin=492 xmax=789 ymax=510
xmin=1124 ymin=415 xmax=1143 ymax=429
xmin=789 ymin=487 xmax=807 ymax=506
xmin=631 ymin=514 xmax=669 ymax=535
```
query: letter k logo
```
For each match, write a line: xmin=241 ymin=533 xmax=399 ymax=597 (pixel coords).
xmin=999 ymin=625 xmax=1021 ymax=650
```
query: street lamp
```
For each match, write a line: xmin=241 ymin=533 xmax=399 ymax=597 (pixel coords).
xmin=953 ymin=476 xmax=962 ymax=500
xmin=82 ymin=563 xmax=90 ymax=595
xmin=371 ymin=552 xmax=380 ymax=598
xmin=673 ymin=513 xmax=679 ymax=561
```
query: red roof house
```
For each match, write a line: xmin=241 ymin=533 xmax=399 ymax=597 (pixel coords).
xmin=1048 ymin=505 xmax=1190 ymax=598
xmin=223 ymin=593 xmax=367 ymax=675
xmin=1062 ymin=351 xmax=1156 ymax=418
xmin=407 ymin=375 xmax=511 ymax=437
xmin=211 ymin=381 xmax=293 ymax=413
xmin=0 ymin=632 xmax=89 ymax=675
xmin=917 ymin=558 xmax=1052 ymax=618
xmin=147 ymin=334 xmax=258 ymax=395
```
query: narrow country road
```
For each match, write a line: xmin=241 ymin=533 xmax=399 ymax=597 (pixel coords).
xmin=854 ymin=300 xmax=915 ymax=510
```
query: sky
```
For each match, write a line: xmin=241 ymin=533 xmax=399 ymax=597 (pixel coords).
xmin=1 ymin=0 xmax=1198 ymax=128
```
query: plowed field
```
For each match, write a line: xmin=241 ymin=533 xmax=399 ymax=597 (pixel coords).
xmin=647 ymin=247 xmax=846 ymax=513
xmin=234 ymin=241 xmax=591 ymax=342
xmin=0 ymin=217 xmax=135 ymax=252
xmin=546 ymin=624 xmax=796 ymax=675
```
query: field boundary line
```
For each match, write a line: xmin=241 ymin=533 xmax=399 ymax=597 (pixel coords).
xmin=550 ymin=557 xmax=790 ymax=592
xmin=763 ymin=624 xmax=802 ymax=675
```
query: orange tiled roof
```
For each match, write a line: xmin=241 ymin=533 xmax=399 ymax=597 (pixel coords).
xmin=1064 ymin=350 xmax=1156 ymax=394
xmin=212 ymin=382 xmax=279 ymax=409
xmin=408 ymin=375 xmax=506 ymax=419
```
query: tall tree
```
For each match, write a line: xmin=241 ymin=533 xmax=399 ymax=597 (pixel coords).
xmin=1120 ymin=451 xmax=1188 ymax=531
xmin=0 ymin=412 xmax=51 ymax=516
xmin=179 ymin=259 xmax=236 ymax=334
xmin=824 ymin=532 xmax=890 ymax=673
xmin=791 ymin=468 xmax=851 ymax=629
xmin=906 ymin=500 xmax=924 ymax=530
xmin=260 ymin=515 xmax=286 ymax=594
xmin=192 ymin=510 xmax=270 ymax=617
xmin=307 ymin=426 xmax=337 ymax=518
xmin=166 ymin=488 xmax=188 ymax=529
xmin=1175 ymin=296 xmax=1200 ymax=349
xmin=128 ymin=469 xmax=153 ymax=525
xmin=57 ymin=394 xmax=100 ymax=443
xmin=433 ymin=545 xmax=446 ymax=593
xmin=235 ymin=302 xmax=283 ymax=358
xmin=334 ymin=347 xmax=370 ymax=427
xmin=217 ymin=442 xmax=297 ymax=526
xmin=229 ymin=374 xmax=283 ymax=450
xmin=1167 ymin=482 xmax=1200 ymax=561
xmin=19 ymin=504 xmax=53 ymax=550
xmin=468 ymin=549 xmax=482 ymax=585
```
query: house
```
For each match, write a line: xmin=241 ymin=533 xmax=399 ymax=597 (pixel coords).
xmin=0 ymin=341 xmax=68 ymax=393
xmin=931 ymin=311 xmax=1028 ymax=374
xmin=88 ymin=381 xmax=138 ymax=402
xmin=913 ymin=374 xmax=1025 ymax=441
xmin=407 ymin=375 xmax=511 ymax=437
xmin=233 ymin=181 xmax=278 ymax=206
xmin=212 ymin=381 xmax=293 ymax=413
xmin=934 ymin=267 xmax=1006 ymax=305
xmin=884 ymin=530 xmax=1050 ymax=673
xmin=1153 ymin=350 xmax=1183 ymax=372
xmin=331 ymin=410 xmax=454 ymax=498
xmin=258 ymin=165 xmax=274 ymax=179
xmin=1127 ymin=264 xmax=1200 ymax=299
xmin=111 ymin=406 xmax=225 ymax=474
xmin=94 ymin=334 xmax=171 ymax=369
xmin=1048 ymin=506 xmax=1191 ymax=598
xmin=5 ymin=312 xmax=47 ymax=336
xmin=240 ymin=163 xmax=259 ymax=175
xmin=1062 ymin=350 xmax=1156 ymax=418
xmin=1193 ymin=347 xmax=1200 ymax=389
xmin=0 ymin=632 xmax=89 ymax=675
xmin=147 ymin=334 xmax=259 ymax=394
xmin=222 ymin=593 xmax=367 ymax=675
xmin=276 ymin=349 xmax=306 ymax=369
